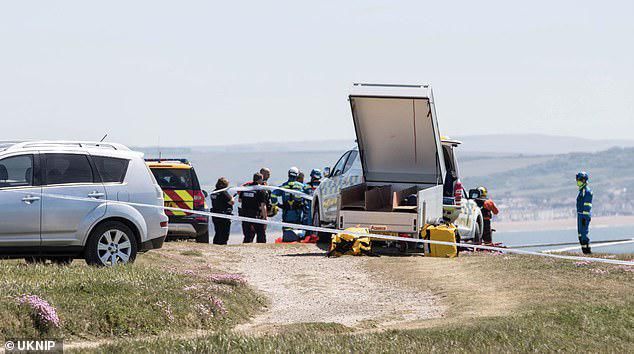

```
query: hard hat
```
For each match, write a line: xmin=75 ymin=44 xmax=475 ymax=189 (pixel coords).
xmin=576 ymin=171 xmax=589 ymax=182
xmin=310 ymin=168 xmax=323 ymax=180
xmin=288 ymin=166 xmax=299 ymax=177
xmin=477 ymin=186 xmax=488 ymax=198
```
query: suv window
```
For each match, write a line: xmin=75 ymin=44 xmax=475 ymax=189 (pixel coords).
xmin=0 ymin=155 xmax=33 ymax=188
xmin=93 ymin=156 xmax=129 ymax=183
xmin=44 ymin=154 xmax=94 ymax=185
xmin=332 ymin=151 xmax=351 ymax=177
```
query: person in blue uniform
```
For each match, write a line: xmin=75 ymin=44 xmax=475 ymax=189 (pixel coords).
xmin=576 ymin=171 xmax=593 ymax=254
xmin=271 ymin=167 xmax=308 ymax=241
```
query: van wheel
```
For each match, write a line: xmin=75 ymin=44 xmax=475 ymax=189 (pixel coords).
xmin=86 ymin=221 xmax=137 ymax=267
xmin=313 ymin=204 xmax=331 ymax=244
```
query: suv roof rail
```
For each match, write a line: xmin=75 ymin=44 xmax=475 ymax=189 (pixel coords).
xmin=352 ymin=83 xmax=430 ymax=89
xmin=145 ymin=158 xmax=190 ymax=165
xmin=7 ymin=141 xmax=131 ymax=151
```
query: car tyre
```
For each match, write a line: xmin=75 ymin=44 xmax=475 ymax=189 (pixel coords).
xmin=85 ymin=221 xmax=137 ymax=267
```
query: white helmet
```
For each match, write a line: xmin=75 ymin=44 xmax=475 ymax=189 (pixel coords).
xmin=288 ymin=166 xmax=299 ymax=177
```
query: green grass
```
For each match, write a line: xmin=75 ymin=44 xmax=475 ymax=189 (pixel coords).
xmin=2 ymin=246 xmax=632 ymax=353
xmin=82 ymin=252 xmax=634 ymax=353
xmin=87 ymin=303 xmax=634 ymax=353
xmin=0 ymin=259 xmax=264 ymax=340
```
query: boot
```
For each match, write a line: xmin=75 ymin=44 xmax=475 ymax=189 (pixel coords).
xmin=582 ymin=244 xmax=592 ymax=255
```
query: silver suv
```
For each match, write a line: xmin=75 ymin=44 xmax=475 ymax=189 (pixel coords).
xmin=0 ymin=141 xmax=168 ymax=266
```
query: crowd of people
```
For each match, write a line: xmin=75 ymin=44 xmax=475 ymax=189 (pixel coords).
xmin=208 ymin=167 xmax=322 ymax=245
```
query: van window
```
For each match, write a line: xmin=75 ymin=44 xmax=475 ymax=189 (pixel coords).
xmin=442 ymin=146 xmax=456 ymax=176
xmin=44 ymin=154 xmax=94 ymax=185
xmin=0 ymin=155 xmax=33 ymax=188
xmin=93 ymin=156 xmax=129 ymax=183
xmin=151 ymin=168 xmax=199 ymax=190
xmin=332 ymin=151 xmax=351 ymax=177
xmin=343 ymin=150 xmax=358 ymax=174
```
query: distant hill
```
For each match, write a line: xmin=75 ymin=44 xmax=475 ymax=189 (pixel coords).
xmin=135 ymin=134 xmax=634 ymax=157
xmin=133 ymin=136 xmax=634 ymax=222
xmin=461 ymin=147 xmax=634 ymax=221
xmin=455 ymin=134 xmax=634 ymax=155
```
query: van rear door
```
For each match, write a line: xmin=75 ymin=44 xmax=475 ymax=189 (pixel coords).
xmin=348 ymin=83 xmax=446 ymax=185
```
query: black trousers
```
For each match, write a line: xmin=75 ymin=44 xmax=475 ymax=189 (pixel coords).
xmin=242 ymin=221 xmax=266 ymax=243
xmin=212 ymin=216 xmax=231 ymax=245
xmin=482 ymin=219 xmax=492 ymax=244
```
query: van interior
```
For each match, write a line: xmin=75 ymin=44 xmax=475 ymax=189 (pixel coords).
xmin=340 ymin=184 xmax=424 ymax=213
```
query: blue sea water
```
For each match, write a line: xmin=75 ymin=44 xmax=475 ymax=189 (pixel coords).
xmin=496 ymin=224 xmax=634 ymax=255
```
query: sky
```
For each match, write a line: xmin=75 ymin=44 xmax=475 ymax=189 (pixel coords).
xmin=1 ymin=1 xmax=633 ymax=147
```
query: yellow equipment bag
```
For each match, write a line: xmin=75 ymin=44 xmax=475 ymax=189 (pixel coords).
xmin=327 ymin=227 xmax=376 ymax=257
xmin=423 ymin=224 xmax=459 ymax=258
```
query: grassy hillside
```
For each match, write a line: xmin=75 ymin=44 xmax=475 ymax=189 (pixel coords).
xmin=0 ymin=249 xmax=264 ymax=341
xmin=138 ymin=142 xmax=634 ymax=222
xmin=462 ymin=147 xmax=634 ymax=221
xmin=79 ymin=248 xmax=634 ymax=353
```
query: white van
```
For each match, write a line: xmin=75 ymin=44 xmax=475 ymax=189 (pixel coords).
xmin=311 ymin=83 xmax=483 ymax=242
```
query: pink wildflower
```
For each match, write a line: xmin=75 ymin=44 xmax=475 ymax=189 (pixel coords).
xmin=17 ymin=294 xmax=61 ymax=329
xmin=617 ymin=266 xmax=634 ymax=273
xmin=209 ymin=296 xmax=227 ymax=315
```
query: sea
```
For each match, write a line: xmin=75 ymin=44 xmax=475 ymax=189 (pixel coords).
xmin=210 ymin=216 xmax=634 ymax=255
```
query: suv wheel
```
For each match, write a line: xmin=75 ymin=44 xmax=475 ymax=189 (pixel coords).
xmin=86 ymin=221 xmax=137 ymax=266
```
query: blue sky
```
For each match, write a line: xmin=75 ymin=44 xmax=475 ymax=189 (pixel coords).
xmin=1 ymin=1 xmax=632 ymax=146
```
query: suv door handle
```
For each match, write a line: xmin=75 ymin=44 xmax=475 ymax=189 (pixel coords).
xmin=88 ymin=191 xmax=105 ymax=199
xmin=21 ymin=195 xmax=41 ymax=204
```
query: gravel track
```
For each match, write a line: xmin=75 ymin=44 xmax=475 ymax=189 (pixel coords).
xmin=231 ymin=244 xmax=443 ymax=332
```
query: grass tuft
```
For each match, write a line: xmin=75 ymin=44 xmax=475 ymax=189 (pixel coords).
xmin=0 ymin=261 xmax=263 ymax=340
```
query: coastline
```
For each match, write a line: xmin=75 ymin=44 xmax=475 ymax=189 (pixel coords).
xmin=495 ymin=215 xmax=634 ymax=233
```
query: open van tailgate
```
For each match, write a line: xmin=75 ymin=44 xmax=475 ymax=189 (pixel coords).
xmin=349 ymin=83 xmax=446 ymax=185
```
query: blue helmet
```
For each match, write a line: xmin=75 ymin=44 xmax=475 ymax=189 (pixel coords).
xmin=310 ymin=168 xmax=323 ymax=180
xmin=576 ymin=171 xmax=589 ymax=182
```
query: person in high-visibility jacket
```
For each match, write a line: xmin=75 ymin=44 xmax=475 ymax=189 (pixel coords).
xmin=576 ymin=171 xmax=593 ymax=254
xmin=271 ymin=167 xmax=308 ymax=228
xmin=477 ymin=186 xmax=499 ymax=244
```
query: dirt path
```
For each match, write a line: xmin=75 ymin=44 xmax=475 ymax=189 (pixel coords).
xmin=230 ymin=244 xmax=443 ymax=333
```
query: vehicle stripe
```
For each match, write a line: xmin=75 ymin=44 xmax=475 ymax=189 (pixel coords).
xmin=174 ymin=189 xmax=194 ymax=201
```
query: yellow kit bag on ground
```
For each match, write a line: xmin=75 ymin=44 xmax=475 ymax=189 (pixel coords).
xmin=423 ymin=224 xmax=459 ymax=258
xmin=327 ymin=227 xmax=376 ymax=257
